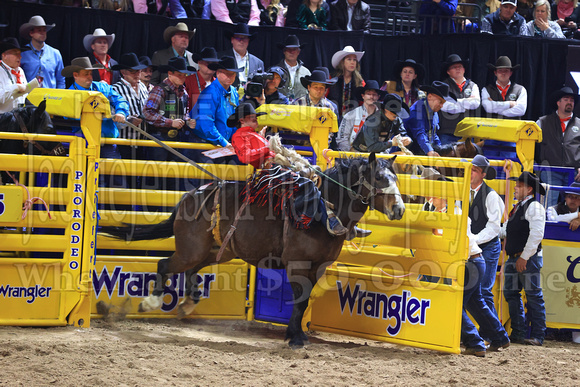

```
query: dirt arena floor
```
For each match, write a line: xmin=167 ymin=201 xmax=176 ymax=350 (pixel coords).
xmin=0 ymin=318 xmax=579 ymax=386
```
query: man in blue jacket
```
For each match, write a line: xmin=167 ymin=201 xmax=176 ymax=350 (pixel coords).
xmin=481 ymin=0 xmax=525 ymax=35
xmin=403 ymin=81 xmax=456 ymax=156
xmin=419 ymin=0 xmax=458 ymax=34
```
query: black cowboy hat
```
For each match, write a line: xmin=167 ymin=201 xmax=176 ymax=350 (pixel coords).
xmin=393 ymin=59 xmax=425 ymax=82
xmin=224 ymin=23 xmax=256 ymax=40
xmin=355 ymin=80 xmax=386 ymax=100
xmin=192 ymin=47 xmax=220 ymax=63
xmin=226 ymin=102 xmax=266 ymax=128
xmin=381 ymin=93 xmax=410 ymax=119
xmin=111 ymin=53 xmax=147 ymax=71
xmin=487 ymin=56 xmax=520 ymax=71
xmin=441 ymin=54 xmax=469 ymax=77
xmin=208 ymin=56 xmax=243 ymax=72
xmin=508 ymin=171 xmax=546 ymax=196
xmin=276 ymin=34 xmax=306 ymax=50
xmin=550 ymin=86 xmax=579 ymax=109
xmin=471 ymin=154 xmax=496 ymax=180
xmin=0 ymin=37 xmax=31 ymax=55
xmin=267 ymin=65 xmax=287 ymax=88
xmin=139 ymin=55 xmax=157 ymax=70
xmin=300 ymin=70 xmax=338 ymax=88
xmin=420 ymin=81 xmax=457 ymax=103
xmin=159 ymin=57 xmax=196 ymax=74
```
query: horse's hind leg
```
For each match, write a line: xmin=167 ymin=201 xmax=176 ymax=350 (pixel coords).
xmin=286 ymin=281 xmax=312 ymax=348
xmin=138 ymin=256 xmax=173 ymax=312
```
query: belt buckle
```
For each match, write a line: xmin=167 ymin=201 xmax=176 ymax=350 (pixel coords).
xmin=167 ymin=129 xmax=178 ymax=138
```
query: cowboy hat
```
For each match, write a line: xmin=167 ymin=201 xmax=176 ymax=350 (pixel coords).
xmin=192 ymin=47 xmax=220 ymax=63
xmin=276 ymin=35 xmax=306 ymax=50
xmin=159 ymin=57 xmax=196 ymax=74
xmin=550 ymin=86 xmax=578 ymax=109
xmin=111 ymin=53 xmax=147 ymax=71
xmin=471 ymin=154 xmax=496 ymax=180
xmin=331 ymin=46 xmax=364 ymax=69
xmin=420 ymin=81 xmax=457 ymax=103
xmin=355 ymin=80 xmax=386 ymax=100
xmin=139 ymin=55 xmax=157 ymax=70
xmin=381 ymin=93 xmax=410 ymax=119
xmin=0 ymin=37 xmax=31 ymax=55
xmin=224 ymin=23 xmax=256 ymax=40
xmin=300 ymin=70 xmax=338 ymax=88
xmin=421 ymin=167 xmax=453 ymax=182
xmin=487 ymin=56 xmax=520 ymax=71
xmin=61 ymin=57 xmax=104 ymax=78
xmin=226 ymin=103 xmax=266 ymax=128
xmin=163 ymin=22 xmax=195 ymax=45
xmin=564 ymin=182 xmax=580 ymax=196
xmin=508 ymin=171 xmax=546 ymax=196
xmin=19 ymin=16 xmax=55 ymax=39
xmin=83 ymin=28 xmax=115 ymax=53
xmin=441 ymin=54 xmax=469 ymax=76
xmin=392 ymin=59 xmax=425 ymax=82
xmin=208 ymin=56 xmax=243 ymax=72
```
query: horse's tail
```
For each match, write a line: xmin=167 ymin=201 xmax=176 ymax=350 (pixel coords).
xmin=100 ymin=202 xmax=179 ymax=242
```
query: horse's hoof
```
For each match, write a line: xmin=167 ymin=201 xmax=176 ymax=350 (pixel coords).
xmin=137 ymin=303 xmax=146 ymax=313
xmin=138 ymin=295 xmax=162 ymax=313
xmin=288 ymin=342 xmax=305 ymax=350
xmin=177 ymin=298 xmax=196 ymax=319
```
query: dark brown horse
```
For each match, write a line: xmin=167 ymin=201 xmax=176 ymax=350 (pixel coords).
xmin=101 ymin=154 xmax=405 ymax=347
xmin=433 ymin=138 xmax=484 ymax=177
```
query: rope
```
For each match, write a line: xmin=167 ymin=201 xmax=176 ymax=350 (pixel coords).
xmin=498 ymin=159 xmax=514 ymax=324
xmin=6 ymin=171 xmax=52 ymax=220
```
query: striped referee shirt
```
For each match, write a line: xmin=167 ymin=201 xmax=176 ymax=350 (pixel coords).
xmin=112 ymin=78 xmax=149 ymax=140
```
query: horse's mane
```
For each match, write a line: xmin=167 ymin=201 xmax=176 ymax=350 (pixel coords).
xmin=324 ymin=156 xmax=390 ymax=181
xmin=0 ymin=107 xmax=34 ymax=130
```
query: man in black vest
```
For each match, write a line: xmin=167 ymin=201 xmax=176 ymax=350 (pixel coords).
xmin=439 ymin=54 xmax=481 ymax=145
xmin=502 ymin=172 xmax=547 ymax=346
xmin=211 ymin=0 xmax=261 ymax=25
xmin=468 ymin=156 xmax=504 ymax=319
xmin=481 ymin=0 xmax=525 ymax=35
xmin=536 ymin=87 xmax=580 ymax=206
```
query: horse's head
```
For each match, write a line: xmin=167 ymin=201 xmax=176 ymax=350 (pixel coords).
xmin=16 ymin=100 xmax=63 ymax=156
xmin=354 ymin=153 xmax=406 ymax=221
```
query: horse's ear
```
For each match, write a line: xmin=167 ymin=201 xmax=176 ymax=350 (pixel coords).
xmin=476 ymin=140 xmax=485 ymax=148
xmin=34 ymin=100 xmax=47 ymax=118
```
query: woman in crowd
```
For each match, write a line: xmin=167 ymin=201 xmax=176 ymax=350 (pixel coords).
xmin=380 ymin=59 xmax=424 ymax=107
xmin=296 ymin=0 xmax=329 ymax=30
xmin=551 ymin=0 xmax=580 ymax=38
xmin=520 ymin=0 xmax=566 ymax=38
xmin=327 ymin=45 xmax=365 ymax=118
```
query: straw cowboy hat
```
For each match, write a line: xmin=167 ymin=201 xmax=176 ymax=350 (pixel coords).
xmin=19 ymin=16 xmax=55 ymax=39
xmin=421 ymin=167 xmax=453 ymax=182
xmin=508 ymin=171 xmax=546 ymax=196
xmin=163 ymin=22 xmax=195 ymax=45
xmin=381 ymin=93 xmax=410 ymax=119
xmin=61 ymin=57 xmax=104 ymax=78
xmin=331 ymin=46 xmax=364 ymax=69
xmin=300 ymin=70 xmax=338 ymax=88
xmin=226 ymin=103 xmax=266 ymax=128
xmin=159 ymin=57 xmax=196 ymax=74
xmin=83 ymin=28 xmax=115 ymax=53
xmin=0 ymin=37 xmax=31 ymax=55
xmin=111 ymin=53 xmax=147 ymax=71
xmin=487 ymin=56 xmax=520 ymax=71
xmin=420 ymin=81 xmax=457 ymax=103
xmin=392 ymin=59 xmax=425 ymax=82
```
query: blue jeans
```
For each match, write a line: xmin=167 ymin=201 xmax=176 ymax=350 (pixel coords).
xmin=462 ymin=256 xmax=510 ymax=350
xmin=540 ymin=170 xmax=569 ymax=208
xmin=480 ymin=238 xmax=501 ymax=316
xmin=503 ymin=253 xmax=546 ymax=343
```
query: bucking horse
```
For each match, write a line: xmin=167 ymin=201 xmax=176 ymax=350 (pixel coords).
xmin=101 ymin=154 xmax=405 ymax=348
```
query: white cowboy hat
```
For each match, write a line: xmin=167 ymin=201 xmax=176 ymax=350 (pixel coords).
xmin=19 ymin=15 xmax=55 ymax=39
xmin=331 ymin=46 xmax=364 ymax=69
xmin=163 ymin=22 xmax=196 ymax=45
xmin=83 ymin=28 xmax=115 ymax=53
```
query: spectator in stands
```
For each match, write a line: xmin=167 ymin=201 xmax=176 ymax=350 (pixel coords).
xmin=111 ymin=53 xmax=149 ymax=163
xmin=419 ymin=0 xmax=459 ymax=34
xmin=139 ymin=56 xmax=156 ymax=92
xmin=502 ymin=172 xmax=546 ymax=346
xmin=19 ymin=16 xmax=65 ymax=89
xmin=185 ymin=47 xmax=218 ymax=111
xmin=536 ymin=87 xmax=580 ymax=205
xmin=352 ymin=93 xmax=412 ymax=153
xmin=0 ymin=38 xmax=39 ymax=114
xmin=83 ymin=28 xmax=119 ymax=85
xmin=552 ymin=0 xmax=580 ymax=38
xmin=219 ymin=23 xmax=265 ymax=89
xmin=520 ymin=0 xmax=566 ymax=37
xmin=212 ymin=0 xmax=261 ymax=25
xmin=276 ymin=35 xmax=311 ymax=102
xmin=547 ymin=182 xmax=580 ymax=230
xmin=329 ymin=0 xmax=371 ymax=33
xmin=403 ymin=81 xmax=456 ymax=156
xmin=132 ymin=0 xmax=162 ymax=14
xmin=516 ymin=0 xmax=536 ymax=21
xmin=327 ymin=46 xmax=365 ymax=118
xmin=293 ymin=70 xmax=338 ymax=115
xmin=481 ymin=0 xmax=526 ymax=34
xmin=439 ymin=54 xmax=480 ymax=145
xmin=258 ymin=0 xmax=287 ymax=26
xmin=190 ymin=56 xmax=242 ymax=155
xmin=151 ymin=22 xmax=197 ymax=85
xmin=296 ymin=0 xmax=330 ymax=30
xmin=481 ymin=56 xmax=527 ymax=119
xmin=381 ymin=59 xmax=425 ymax=108
xmin=336 ymin=80 xmax=383 ymax=151
xmin=285 ymin=0 xmax=332 ymax=27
